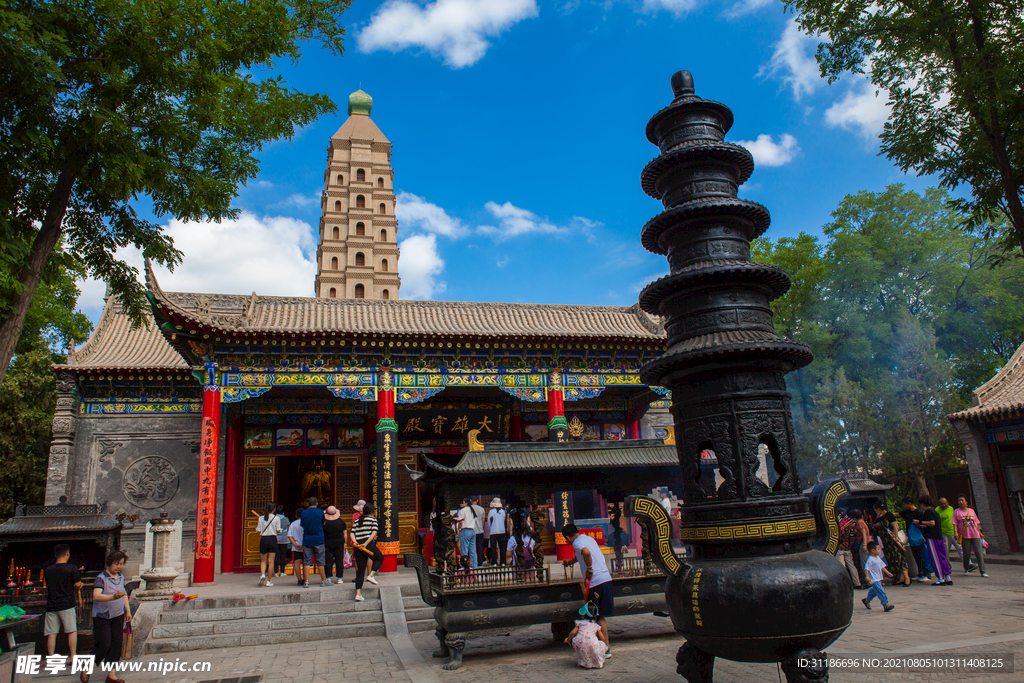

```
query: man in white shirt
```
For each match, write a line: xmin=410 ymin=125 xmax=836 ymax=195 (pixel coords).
xmin=562 ymin=523 xmax=614 ymax=654
xmin=470 ymin=496 xmax=487 ymax=565
xmin=287 ymin=517 xmax=305 ymax=584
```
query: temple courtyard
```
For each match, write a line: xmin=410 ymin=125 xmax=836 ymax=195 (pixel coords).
xmin=37 ymin=558 xmax=1024 ymax=683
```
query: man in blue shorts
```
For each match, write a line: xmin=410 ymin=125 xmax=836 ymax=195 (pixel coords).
xmin=300 ymin=497 xmax=328 ymax=587
xmin=562 ymin=524 xmax=614 ymax=656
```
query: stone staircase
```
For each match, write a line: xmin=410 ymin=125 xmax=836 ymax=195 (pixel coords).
xmin=144 ymin=584 xmax=386 ymax=653
xmin=403 ymin=592 xmax=435 ymax=634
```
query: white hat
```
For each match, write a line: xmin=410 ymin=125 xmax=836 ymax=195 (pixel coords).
xmin=490 ymin=498 xmax=503 ymax=508
xmin=353 ymin=500 xmax=366 ymax=512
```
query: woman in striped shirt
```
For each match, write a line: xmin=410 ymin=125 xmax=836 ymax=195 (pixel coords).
xmin=350 ymin=502 xmax=384 ymax=601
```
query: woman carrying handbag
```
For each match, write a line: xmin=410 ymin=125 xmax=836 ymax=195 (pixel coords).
xmin=84 ymin=550 xmax=131 ymax=683
xmin=350 ymin=502 xmax=384 ymax=602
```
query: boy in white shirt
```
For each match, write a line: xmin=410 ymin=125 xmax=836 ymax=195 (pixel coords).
xmin=287 ymin=517 xmax=305 ymax=584
xmin=862 ymin=541 xmax=895 ymax=612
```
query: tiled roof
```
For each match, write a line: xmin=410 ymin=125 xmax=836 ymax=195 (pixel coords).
xmin=59 ymin=296 xmax=188 ymax=371
xmin=146 ymin=261 xmax=665 ymax=341
xmin=949 ymin=341 xmax=1024 ymax=421
xmin=0 ymin=515 xmax=121 ymax=535
xmin=416 ymin=439 xmax=677 ymax=475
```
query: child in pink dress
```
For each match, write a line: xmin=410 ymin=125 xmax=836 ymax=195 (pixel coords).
xmin=564 ymin=601 xmax=609 ymax=669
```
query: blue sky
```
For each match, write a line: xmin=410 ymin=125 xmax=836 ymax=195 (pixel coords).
xmin=78 ymin=0 xmax=934 ymax=322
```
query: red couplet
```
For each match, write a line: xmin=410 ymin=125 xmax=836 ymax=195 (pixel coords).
xmin=193 ymin=387 xmax=222 ymax=584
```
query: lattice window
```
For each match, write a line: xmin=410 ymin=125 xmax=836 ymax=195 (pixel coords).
xmin=334 ymin=455 xmax=363 ymax=513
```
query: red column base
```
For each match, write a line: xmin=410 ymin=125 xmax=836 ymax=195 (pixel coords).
xmin=380 ymin=554 xmax=399 ymax=573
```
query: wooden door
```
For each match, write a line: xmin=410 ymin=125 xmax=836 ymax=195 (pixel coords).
xmin=241 ymin=455 xmax=275 ymax=568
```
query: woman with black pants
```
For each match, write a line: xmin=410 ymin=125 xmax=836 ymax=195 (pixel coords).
xmin=84 ymin=550 xmax=131 ymax=683
xmin=350 ymin=502 xmax=384 ymax=602
xmin=323 ymin=505 xmax=348 ymax=584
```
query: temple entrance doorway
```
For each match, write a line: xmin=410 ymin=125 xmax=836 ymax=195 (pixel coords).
xmin=238 ymin=451 xmax=368 ymax=569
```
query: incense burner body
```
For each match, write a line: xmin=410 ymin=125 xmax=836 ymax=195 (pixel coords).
xmin=631 ymin=70 xmax=852 ymax=683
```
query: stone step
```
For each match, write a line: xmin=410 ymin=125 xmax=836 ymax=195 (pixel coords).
xmin=404 ymin=606 xmax=435 ymax=622
xmin=159 ymin=598 xmax=382 ymax=624
xmin=167 ymin=585 xmax=379 ymax=610
xmin=403 ymin=595 xmax=431 ymax=609
xmin=151 ymin=609 xmax=382 ymax=639
xmin=144 ymin=621 xmax=387 ymax=654
xmin=407 ymin=619 xmax=435 ymax=634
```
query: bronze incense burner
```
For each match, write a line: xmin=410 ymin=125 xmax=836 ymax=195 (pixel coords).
xmin=627 ymin=71 xmax=852 ymax=683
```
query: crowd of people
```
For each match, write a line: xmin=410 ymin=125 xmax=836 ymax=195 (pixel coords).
xmin=452 ymin=496 xmax=538 ymax=569
xmin=254 ymin=496 xmax=384 ymax=600
xmin=838 ymin=494 xmax=989 ymax=613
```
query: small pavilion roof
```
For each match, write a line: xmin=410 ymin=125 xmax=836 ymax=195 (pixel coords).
xmin=332 ymin=113 xmax=390 ymax=144
xmin=414 ymin=439 xmax=677 ymax=477
xmin=949 ymin=341 xmax=1024 ymax=422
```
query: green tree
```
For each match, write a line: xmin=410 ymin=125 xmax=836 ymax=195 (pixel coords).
xmin=782 ymin=0 xmax=1024 ymax=256
xmin=0 ymin=0 xmax=350 ymax=383
xmin=0 ymin=252 xmax=90 ymax=518
xmin=757 ymin=186 xmax=1024 ymax=492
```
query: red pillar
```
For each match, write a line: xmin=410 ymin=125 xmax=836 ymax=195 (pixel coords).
xmin=626 ymin=414 xmax=640 ymax=440
xmin=375 ymin=374 xmax=400 ymax=572
xmin=510 ymin=401 xmax=523 ymax=442
xmin=220 ymin=415 xmax=241 ymax=574
xmin=547 ymin=372 xmax=568 ymax=442
xmin=193 ymin=376 xmax=222 ymax=585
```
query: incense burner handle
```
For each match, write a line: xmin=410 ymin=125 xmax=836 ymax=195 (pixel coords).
xmin=806 ymin=478 xmax=850 ymax=556
xmin=625 ymin=495 xmax=688 ymax=578
xmin=403 ymin=553 xmax=440 ymax=607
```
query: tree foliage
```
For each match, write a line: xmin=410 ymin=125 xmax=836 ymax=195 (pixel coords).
xmin=0 ymin=0 xmax=350 ymax=383
xmin=756 ymin=185 xmax=1024 ymax=495
xmin=0 ymin=252 xmax=90 ymax=519
xmin=781 ymin=0 xmax=1024 ymax=257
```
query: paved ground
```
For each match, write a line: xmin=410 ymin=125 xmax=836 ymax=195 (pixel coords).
xmin=35 ymin=560 xmax=1024 ymax=682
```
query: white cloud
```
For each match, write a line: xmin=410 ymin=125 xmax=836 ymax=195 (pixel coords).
xmin=478 ymin=201 xmax=598 ymax=240
xmin=77 ymin=212 xmax=317 ymax=319
xmin=642 ymin=0 xmax=700 ymax=14
xmin=733 ymin=133 xmax=800 ymax=167
xmin=396 ymin=191 xmax=468 ymax=238
xmin=399 ymin=233 xmax=447 ymax=299
xmin=723 ymin=0 xmax=774 ymax=17
xmin=357 ymin=0 xmax=538 ymax=68
xmin=496 ymin=256 xmax=510 ymax=268
xmin=759 ymin=21 xmax=823 ymax=101
xmin=824 ymin=78 xmax=891 ymax=140
xmin=278 ymin=192 xmax=320 ymax=208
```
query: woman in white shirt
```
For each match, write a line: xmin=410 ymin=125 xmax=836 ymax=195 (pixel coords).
xmin=256 ymin=502 xmax=282 ymax=587
xmin=457 ymin=499 xmax=478 ymax=568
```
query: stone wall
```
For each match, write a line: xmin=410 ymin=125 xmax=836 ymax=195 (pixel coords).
xmin=67 ymin=414 xmax=203 ymax=574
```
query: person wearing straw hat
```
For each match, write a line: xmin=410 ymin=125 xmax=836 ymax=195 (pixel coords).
xmin=323 ymin=505 xmax=347 ymax=584
xmin=487 ymin=498 xmax=509 ymax=566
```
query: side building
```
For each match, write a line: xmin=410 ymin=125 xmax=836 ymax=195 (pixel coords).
xmin=950 ymin=342 xmax=1024 ymax=554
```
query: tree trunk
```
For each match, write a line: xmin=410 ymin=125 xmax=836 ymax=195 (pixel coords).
xmin=0 ymin=165 xmax=79 ymax=383
xmin=915 ymin=473 xmax=931 ymax=500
